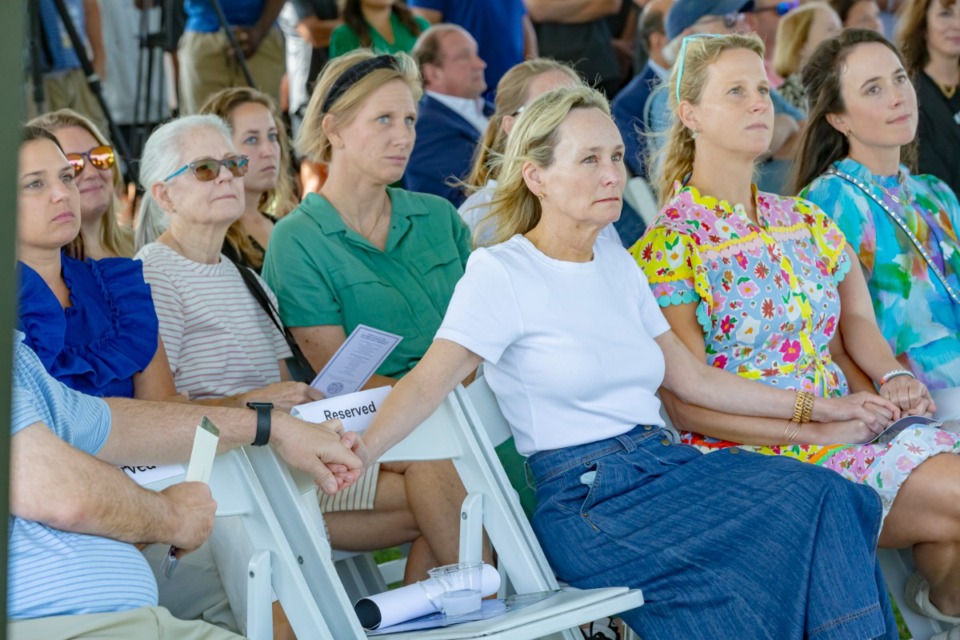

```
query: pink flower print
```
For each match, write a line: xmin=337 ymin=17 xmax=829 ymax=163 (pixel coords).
xmin=737 ymin=280 xmax=760 ymax=298
xmin=896 ymin=455 xmax=917 ymax=473
xmin=779 ymin=339 xmax=802 ymax=363
xmin=735 ymin=253 xmax=748 ymax=270
xmin=935 ymin=430 xmax=956 ymax=446
xmin=664 ymin=207 xmax=681 ymax=220
xmin=712 ymin=354 xmax=729 ymax=369
xmin=823 ymin=316 xmax=837 ymax=337
xmin=720 ymin=315 xmax=737 ymax=336
xmin=652 ymin=283 xmax=675 ymax=299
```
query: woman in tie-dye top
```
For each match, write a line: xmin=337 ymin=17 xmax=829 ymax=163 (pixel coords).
xmin=635 ymin=31 xmax=960 ymax=628
xmin=793 ymin=29 xmax=960 ymax=391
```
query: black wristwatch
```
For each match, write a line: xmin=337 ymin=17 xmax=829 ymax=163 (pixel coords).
xmin=246 ymin=401 xmax=274 ymax=446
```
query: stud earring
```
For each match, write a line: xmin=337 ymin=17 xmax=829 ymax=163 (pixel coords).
xmin=691 ymin=128 xmax=699 ymax=139
xmin=537 ymin=192 xmax=545 ymax=202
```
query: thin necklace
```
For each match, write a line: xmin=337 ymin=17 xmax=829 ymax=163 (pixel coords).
xmin=338 ymin=196 xmax=390 ymax=240
xmin=871 ymin=171 xmax=914 ymax=206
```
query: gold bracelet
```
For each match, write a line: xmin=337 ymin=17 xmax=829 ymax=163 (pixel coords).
xmin=791 ymin=391 xmax=805 ymax=423
xmin=782 ymin=419 xmax=795 ymax=442
xmin=801 ymin=392 xmax=814 ymax=424
xmin=788 ymin=421 xmax=804 ymax=444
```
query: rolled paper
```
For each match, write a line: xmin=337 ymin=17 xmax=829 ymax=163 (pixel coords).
xmin=354 ymin=563 xmax=500 ymax=630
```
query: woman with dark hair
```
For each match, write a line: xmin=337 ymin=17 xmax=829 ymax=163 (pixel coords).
xmin=793 ymin=28 xmax=960 ymax=392
xmin=16 ymin=125 xmax=177 ymax=401
xmin=329 ymin=0 xmax=429 ymax=58
xmin=896 ymin=0 xmax=960 ymax=196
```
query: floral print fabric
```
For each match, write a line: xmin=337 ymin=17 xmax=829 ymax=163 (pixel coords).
xmin=633 ymin=182 xmax=960 ymax=519
xmin=801 ymin=158 xmax=960 ymax=390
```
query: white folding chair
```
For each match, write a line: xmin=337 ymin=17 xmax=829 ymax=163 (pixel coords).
xmin=144 ymin=448 xmax=337 ymax=640
xmin=622 ymin=176 xmax=659 ymax=228
xmin=248 ymin=391 xmax=644 ymax=639
xmin=877 ymin=387 xmax=960 ymax=640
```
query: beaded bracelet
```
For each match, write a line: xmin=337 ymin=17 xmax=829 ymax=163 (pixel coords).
xmin=880 ymin=369 xmax=916 ymax=386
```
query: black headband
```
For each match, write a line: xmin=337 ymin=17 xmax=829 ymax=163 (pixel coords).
xmin=321 ymin=55 xmax=400 ymax=112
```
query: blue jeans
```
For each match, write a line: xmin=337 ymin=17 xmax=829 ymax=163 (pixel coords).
xmin=528 ymin=426 xmax=897 ymax=639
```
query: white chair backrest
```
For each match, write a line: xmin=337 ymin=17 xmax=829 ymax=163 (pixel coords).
xmin=248 ymin=391 xmax=643 ymax=639
xmin=464 ymin=375 xmax=512 ymax=448
xmin=623 ymin=176 xmax=659 ymax=228
xmin=146 ymin=449 xmax=337 ymax=640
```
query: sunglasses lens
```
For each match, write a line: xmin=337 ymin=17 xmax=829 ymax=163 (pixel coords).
xmin=192 ymin=160 xmax=220 ymax=182
xmin=227 ymin=156 xmax=249 ymax=177
xmin=65 ymin=154 xmax=84 ymax=176
xmin=89 ymin=146 xmax=115 ymax=170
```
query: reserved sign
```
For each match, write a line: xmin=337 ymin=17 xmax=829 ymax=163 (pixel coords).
xmin=121 ymin=463 xmax=185 ymax=486
xmin=292 ymin=386 xmax=392 ymax=433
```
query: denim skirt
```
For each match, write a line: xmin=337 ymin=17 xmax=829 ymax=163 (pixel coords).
xmin=528 ymin=426 xmax=897 ymax=640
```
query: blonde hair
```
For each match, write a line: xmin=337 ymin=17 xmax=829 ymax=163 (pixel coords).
xmin=653 ymin=33 xmax=765 ymax=206
xmin=27 ymin=109 xmax=135 ymax=259
xmin=466 ymin=59 xmax=582 ymax=189
xmin=199 ymin=87 xmax=297 ymax=269
xmin=297 ymin=50 xmax=422 ymax=163
xmin=774 ymin=3 xmax=829 ymax=78
xmin=480 ymin=85 xmax=612 ymax=246
xmin=135 ymin=115 xmax=236 ymax=249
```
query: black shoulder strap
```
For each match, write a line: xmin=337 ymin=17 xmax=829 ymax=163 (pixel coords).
xmin=228 ymin=258 xmax=318 ymax=381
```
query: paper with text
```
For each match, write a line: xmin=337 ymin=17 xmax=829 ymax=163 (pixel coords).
xmin=292 ymin=386 xmax=392 ymax=433
xmin=310 ymin=325 xmax=401 ymax=397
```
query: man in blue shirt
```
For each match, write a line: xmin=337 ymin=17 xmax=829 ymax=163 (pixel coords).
xmin=7 ymin=331 xmax=360 ymax=638
xmin=178 ymin=0 xmax=286 ymax=114
xmin=409 ymin=0 xmax=536 ymax=100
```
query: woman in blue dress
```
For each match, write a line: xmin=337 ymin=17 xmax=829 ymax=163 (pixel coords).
xmin=17 ymin=126 xmax=177 ymax=400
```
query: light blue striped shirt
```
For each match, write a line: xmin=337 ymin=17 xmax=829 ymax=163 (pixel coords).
xmin=8 ymin=331 xmax=158 ymax=620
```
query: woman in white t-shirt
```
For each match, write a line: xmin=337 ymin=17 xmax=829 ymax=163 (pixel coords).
xmin=346 ymin=86 xmax=905 ymax=638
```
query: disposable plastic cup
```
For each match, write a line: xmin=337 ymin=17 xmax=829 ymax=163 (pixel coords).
xmin=427 ymin=562 xmax=483 ymax=617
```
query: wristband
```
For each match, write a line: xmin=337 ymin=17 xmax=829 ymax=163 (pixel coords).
xmin=246 ymin=401 xmax=274 ymax=446
xmin=880 ymin=369 xmax=916 ymax=386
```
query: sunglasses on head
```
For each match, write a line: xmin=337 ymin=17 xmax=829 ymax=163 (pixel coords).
xmin=164 ymin=155 xmax=249 ymax=182
xmin=66 ymin=145 xmax=115 ymax=175
xmin=694 ymin=12 xmax=744 ymax=31
xmin=754 ymin=0 xmax=800 ymax=16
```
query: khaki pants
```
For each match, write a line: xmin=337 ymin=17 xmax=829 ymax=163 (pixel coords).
xmin=26 ymin=68 xmax=109 ymax=136
xmin=177 ymin=27 xmax=284 ymax=114
xmin=8 ymin=606 xmax=245 ymax=640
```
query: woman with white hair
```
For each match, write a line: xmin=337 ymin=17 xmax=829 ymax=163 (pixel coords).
xmin=134 ymin=115 xmax=319 ymax=412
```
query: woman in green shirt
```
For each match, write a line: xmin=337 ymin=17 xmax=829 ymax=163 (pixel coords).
xmin=263 ymin=50 xmax=479 ymax=582
xmin=329 ymin=0 xmax=429 ymax=58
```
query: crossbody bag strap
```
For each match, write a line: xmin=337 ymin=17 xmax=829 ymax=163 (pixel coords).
xmin=825 ymin=167 xmax=960 ymax=306
xmin=228 ymin=258 xmax=318 ymax=380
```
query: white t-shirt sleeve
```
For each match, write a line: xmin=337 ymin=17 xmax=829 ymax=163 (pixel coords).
xmin=435 ymin=249 xmax=522 ymax=364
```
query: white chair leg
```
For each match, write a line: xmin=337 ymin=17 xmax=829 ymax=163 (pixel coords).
xmin=245 ymin=550 xmax=273 ymax=640
xmin=460 ymin=493 xmax=484 ymax=564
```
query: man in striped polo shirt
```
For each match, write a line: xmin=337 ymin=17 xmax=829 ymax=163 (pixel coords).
xmin=7 ymin=330 xmax=361 ymax=639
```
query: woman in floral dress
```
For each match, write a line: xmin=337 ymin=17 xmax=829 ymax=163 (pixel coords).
xmin=794 ymin=28 xmax=960 ymax=392
xmin=633 ymin=32 xmax=960 ymax=630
